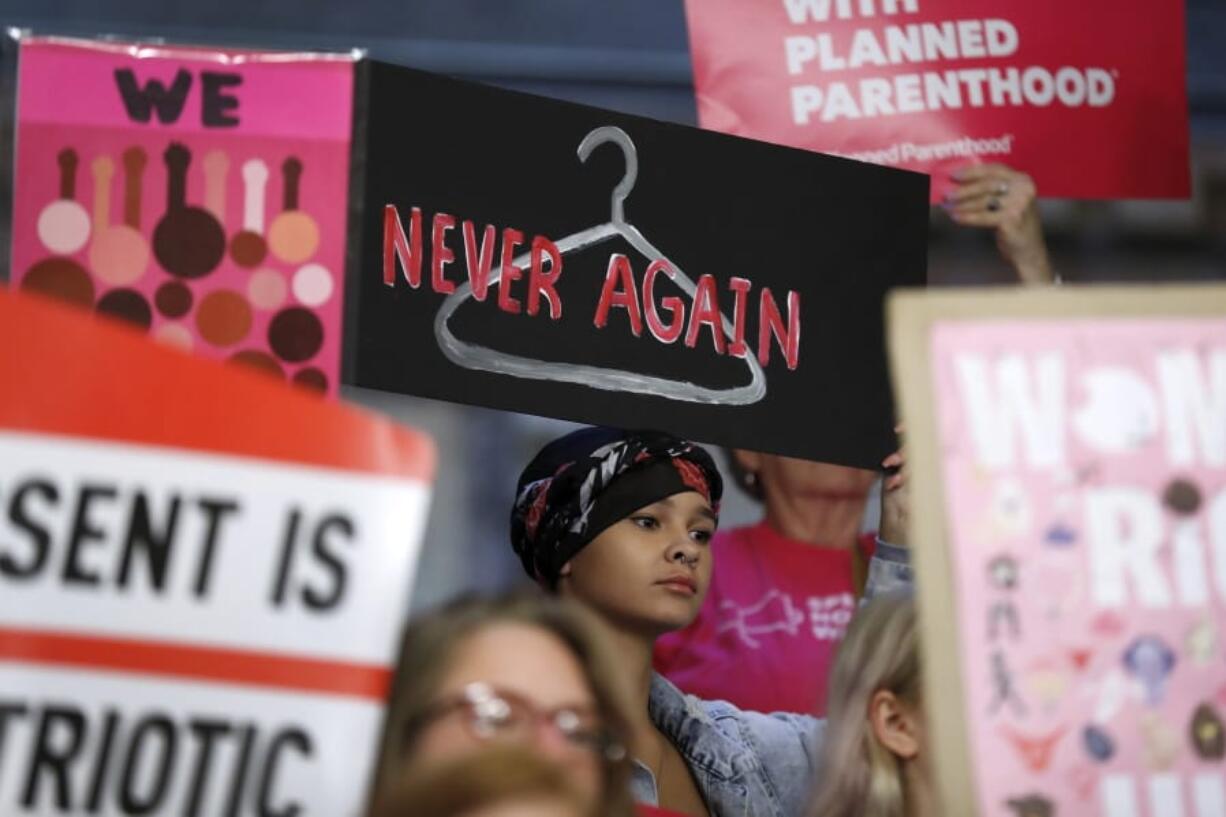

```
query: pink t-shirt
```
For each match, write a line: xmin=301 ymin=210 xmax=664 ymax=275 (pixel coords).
xmin=653 ymin=522 xmax=873 ymax=715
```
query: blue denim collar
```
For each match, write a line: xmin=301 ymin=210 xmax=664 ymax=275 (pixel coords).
xmin=647 ymin=673 xmax=760 ymax=783
xmin=631 ymin=546 xmax=915 ymax=815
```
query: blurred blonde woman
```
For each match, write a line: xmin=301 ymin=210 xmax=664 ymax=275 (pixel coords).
xmin=808 ymin=592 xmax=936 ymax=817
xmin=371 ymin=592 xmax=636 ymax=817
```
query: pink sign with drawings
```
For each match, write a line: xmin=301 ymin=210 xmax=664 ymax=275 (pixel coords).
xmin=888 ymin=287 xmax=1226 ymax=817
xmin=10 ymin=36 xmax=355 ymax=396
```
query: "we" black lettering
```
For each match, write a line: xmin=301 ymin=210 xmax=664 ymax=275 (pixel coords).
xmin=113 ymin=68 xmax=243 ymax=127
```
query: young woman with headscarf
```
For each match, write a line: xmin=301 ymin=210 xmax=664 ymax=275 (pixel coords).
xmin=510 ymin=426 xmax=912 ymax=817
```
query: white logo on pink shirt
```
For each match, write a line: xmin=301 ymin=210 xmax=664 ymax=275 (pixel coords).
xmin=718 ymin=590 xmax=855 ymax=648
xmin=809 ymin=593 xmax=856 ymax=640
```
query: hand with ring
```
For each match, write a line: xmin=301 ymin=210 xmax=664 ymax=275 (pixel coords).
xmin=942 ymin=162 xmax=1055 ymax=285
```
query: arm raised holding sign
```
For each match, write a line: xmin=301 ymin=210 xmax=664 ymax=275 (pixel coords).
xmin=942 ymin=163 xmax=1056 ymax=286
xmin=652 ymin=431 xmax=913 ymax=717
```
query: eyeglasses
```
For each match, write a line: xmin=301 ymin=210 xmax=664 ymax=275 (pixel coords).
xmin=408 ymin=683 xmax=627 ymax=762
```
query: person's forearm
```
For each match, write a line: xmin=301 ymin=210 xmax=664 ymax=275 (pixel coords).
xmin=1008 ymin=241 xmax=1055 ymax=285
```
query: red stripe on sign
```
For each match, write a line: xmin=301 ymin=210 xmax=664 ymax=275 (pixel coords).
xmin=0 ymin=628 xmax=391 ymax=701
xmin=0 ymin=290 xmax=435 ymax=482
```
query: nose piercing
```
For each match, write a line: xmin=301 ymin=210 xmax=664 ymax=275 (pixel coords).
xmin=672 ymin=551 xmax=698 ymax=567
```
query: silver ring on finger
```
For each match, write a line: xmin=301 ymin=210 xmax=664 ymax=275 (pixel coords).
xmin=986 ymin=197 xmax=1001 ymax=212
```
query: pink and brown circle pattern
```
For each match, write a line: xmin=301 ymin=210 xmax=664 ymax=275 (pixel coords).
xmin=13 ymin=136 xmax=346 ymax=396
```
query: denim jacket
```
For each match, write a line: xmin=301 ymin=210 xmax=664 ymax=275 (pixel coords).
xmin=630 ymin=542 xmax=913 ymax=817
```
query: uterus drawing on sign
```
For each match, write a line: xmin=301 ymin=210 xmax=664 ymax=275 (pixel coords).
xmin=1122 ymin=634 xmax=1176 ymax=707
xmin=988 ymin=649 xmax=1028 ymax=718
xmin=432 ymin=125 xmax=769 ymax=406
xmin=717 ymin=589 xmax=805 ymax=650
xmin=987 ymin=553 xmax=1021 ymax=641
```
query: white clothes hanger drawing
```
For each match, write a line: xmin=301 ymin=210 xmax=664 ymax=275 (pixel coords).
xmin=433 ymin=125 xmax=767 ymax=406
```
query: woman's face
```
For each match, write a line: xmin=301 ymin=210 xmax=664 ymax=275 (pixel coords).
xmin=560 ymin=490 xmax=717 ymax=636
xmin=409 ymin=623 xmax=605 ymax=805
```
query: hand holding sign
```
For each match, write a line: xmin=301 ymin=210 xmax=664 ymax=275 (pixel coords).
xmin=943 ymin=163 xmax=1054 ymax=285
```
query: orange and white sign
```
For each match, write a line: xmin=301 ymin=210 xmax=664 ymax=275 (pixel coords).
xmin=0 ymin=290 xmax=435 ymax=816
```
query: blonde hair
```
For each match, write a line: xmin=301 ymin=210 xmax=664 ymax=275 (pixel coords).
xmin=808 ymin=591 xmax=920 ymax=817
xmin=370 ymin=591 xmax=635 ymax=817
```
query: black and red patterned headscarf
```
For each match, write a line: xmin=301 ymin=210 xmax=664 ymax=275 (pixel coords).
xmin=511 ymin=427 xmax=723 ymax=590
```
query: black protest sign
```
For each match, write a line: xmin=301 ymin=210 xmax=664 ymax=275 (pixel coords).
xmin=345 ymin=61 xmax=928 ymax=468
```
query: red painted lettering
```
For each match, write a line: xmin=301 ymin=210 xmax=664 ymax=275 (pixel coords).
xmin=684 ymin=274 xmax=727 ymax=354
xmin=643 ymin=260 xmax=684 ymax=344
xmin=430 ymin=212 xmax=456 ymax=295
xmin=382 ymin=204 xmax=422 ymax=288
xmin=758 ymin=288 xmax=801 ymax=370
xmin=593 ymin=254 xmax=643 ymax=337
xmin=496 ymin=228 xmax=525 ymax=315
xmin=727 ymin=277 xmax=751 ymax=358
xmin=527 ymin=236 xmax=563 ymax=319
xmin=462 ymin=221 xmax=496 ymax=302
